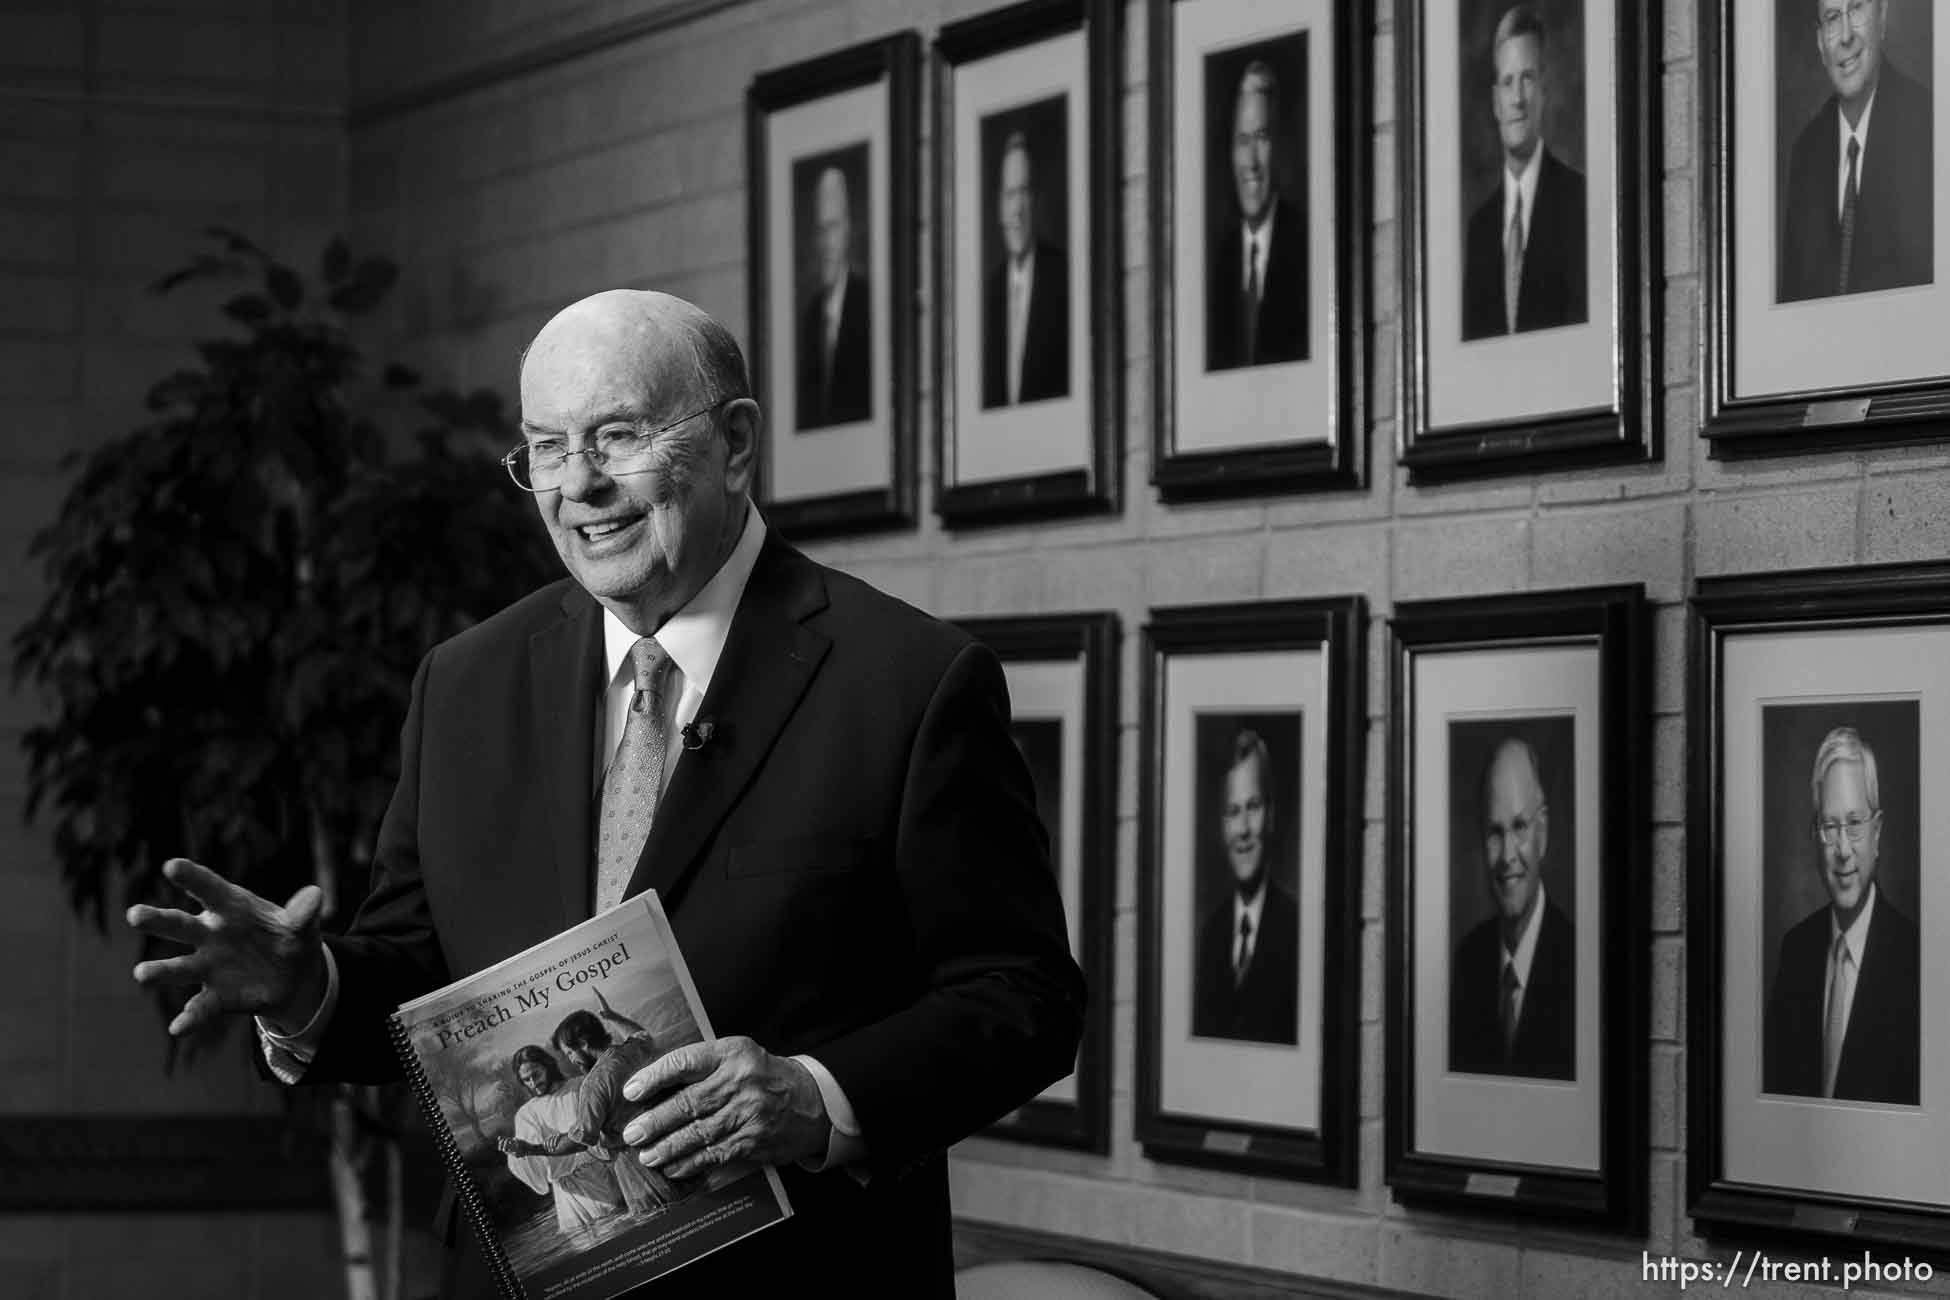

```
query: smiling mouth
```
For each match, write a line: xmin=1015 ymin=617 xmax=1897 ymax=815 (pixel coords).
xmin=576 ymin=517 xmax=640 ymax=541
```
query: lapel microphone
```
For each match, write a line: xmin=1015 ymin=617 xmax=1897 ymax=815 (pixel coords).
xmin=680 ymin=720 xmax=716 ymax=752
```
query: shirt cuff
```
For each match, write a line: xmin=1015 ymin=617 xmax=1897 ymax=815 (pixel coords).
xmin=254 ymin=946 xmax=340 ymax=1083
xmin=791 ymin=1053 xmax=869 ymax=1181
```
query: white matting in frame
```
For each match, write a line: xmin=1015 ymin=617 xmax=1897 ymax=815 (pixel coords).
xmin=1158 ymin=648 xmax=1326 ymax=1132
xmin=1171 ymin=0 xmax=1338 ymax=456
xmin=949 ymin=31 xmax=1091 ymax=487
xmin=1718 ymin=625 xmax=1950 ymax=1204
xmin=764 ymin=83 xmax=893 ymax=504
xmin=1420 ymin=0 xmax=1618 ymax=429
xmin=1002 ymin=657 xmax=1086 ymax=1105
xmin=1729 ymin=0 xmax=1948 ymax=400
xmin=1411 ymin=643 xmax=1602 ymax=1172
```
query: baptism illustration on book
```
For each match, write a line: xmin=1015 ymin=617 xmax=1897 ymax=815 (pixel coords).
xmin=390 ymin=893 xmax=791 ymax=1300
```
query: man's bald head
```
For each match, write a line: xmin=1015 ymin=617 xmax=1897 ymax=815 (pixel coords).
xmin=521 ymin=289 xmax=749 ymax=411
xmin=517 ymin=289 xmax=760 ymax=635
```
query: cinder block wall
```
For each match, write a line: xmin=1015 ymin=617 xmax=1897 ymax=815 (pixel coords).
xmin=0 ymin=2 xmax=346 ymax=1295
xmin=341 ymin=0 xmax=1950 ymax=1296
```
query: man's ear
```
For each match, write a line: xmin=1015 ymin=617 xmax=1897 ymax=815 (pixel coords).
xmin=721 ymin=397 xmax=762 ymax=493
xmin=1534 ymin=802 xmax=1549 ymax=867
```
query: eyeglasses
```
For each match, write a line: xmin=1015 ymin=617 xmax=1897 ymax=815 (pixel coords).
xmin=1819 ymin=0 xmax=1874 ymax=41
xmin=1813 ymin=812 xmax=1879 ymax=847
xmin=502 ymin=398 xmax=729 ymax=493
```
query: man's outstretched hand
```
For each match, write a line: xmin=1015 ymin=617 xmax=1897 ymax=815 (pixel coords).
xmin=127 ymin=857 xmax=328 ymax=1037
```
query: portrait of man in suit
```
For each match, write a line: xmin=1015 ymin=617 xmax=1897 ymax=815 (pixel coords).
xmin=1461 ymin=4 xmax=1589 ymax=340
xmin=1762 ymin=725 xmax=1920 ymax=1104
xmin=982 ymin=114 xmax=1070 ymax=409
xmin=1777 ymin=0 xmax=1934 ymax=303
xmin=1191 ymin=724 xmax=1300 ymax=1046
xmin=794 ymin=149 xmax=873 ymax=429
xmin=1448 ymin=732 xmax=1576 ymax=1080
xmin=1205 ymin=48 xmax=1310 ymax=372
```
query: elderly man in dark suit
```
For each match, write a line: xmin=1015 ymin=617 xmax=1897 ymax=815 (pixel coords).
xmin=1763 ymin=727 xmax=1919 ymax=1104
xmin=983 ymin=130 xmax=1070 ymax=408
xmin=128 ymin=288 xmax=1083 ymax=1296
xmin=1461 ymin=5 xmax=1588 ymax=340
xmin=1449 ymin=737 xmax=1575 ymax=1079
xmin=1191 ymin=728 xmax=1299 ymax=1045
xmin=1778 ymin=0 xmax=1934 ymax=302
xmin=1206 ymin=60 xmax=1308 ymax=371
xmin=797 ymin=164 xmax=873 ymax=428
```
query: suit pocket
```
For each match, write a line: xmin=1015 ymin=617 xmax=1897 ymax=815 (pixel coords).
xmin=725 ymin=833 xmax=872 ymax=879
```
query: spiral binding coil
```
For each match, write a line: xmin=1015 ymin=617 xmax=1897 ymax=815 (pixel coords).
xmin=389 ymin=1014 xmax=529 ymax=1300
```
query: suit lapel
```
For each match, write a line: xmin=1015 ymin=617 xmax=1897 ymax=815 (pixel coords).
xmin=529 ymin=588 xmax=605 ymax=925
xmin=626 ymin=535 xmax=832 ymax=909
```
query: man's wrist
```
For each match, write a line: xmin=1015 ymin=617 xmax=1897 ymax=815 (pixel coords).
xmin=261 ymin=943 xmax=330 ymax=1037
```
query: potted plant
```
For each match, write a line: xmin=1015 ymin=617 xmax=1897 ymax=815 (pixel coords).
xmin=13 ymin=228 xmax=559 ymax=1300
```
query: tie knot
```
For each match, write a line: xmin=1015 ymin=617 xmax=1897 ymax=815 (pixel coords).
xmin=1834 ymin=932 xmax=1852 ymax=964
xmin=630 ymin=637 xmax=670 ymax=695
xmin=1848 ymin=136 xmax=1860 ymax=163
xmin=1501 ymin=961 xmax=1521 ymax=992
xmin=1238 ymin=913 xmax=1252 ymax=939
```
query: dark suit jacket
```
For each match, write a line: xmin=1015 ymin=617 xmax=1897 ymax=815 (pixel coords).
xmin=796 ymin=271 xmax=872 ymax=428
xmin=1191 ymin=879 xmax=1299 ymax=1045
xmin=1779 ymin=59 xmax=1934 ymax=303
xmin=1461 ymin=148 xmax=1589 ymax=340
xmin=1448 ymin=897 xmax=1576 ymax=1080
xmin=1206 ymin=196 xmax=1309 ymax=370
xmin=305 ymin=530 xmax=1084 ymax=1296
xmin=982 ymin=242 xmax=1070 ymax=407
xmin=1762 ymin=890 xmax=1919 ymax=1104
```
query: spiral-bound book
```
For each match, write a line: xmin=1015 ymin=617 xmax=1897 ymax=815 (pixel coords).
xmin=389 ymin=892 xmax=791 ymax=1299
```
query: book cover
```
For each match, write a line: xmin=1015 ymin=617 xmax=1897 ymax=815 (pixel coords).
xmin=390 ymin=892 xmax=790 ymax=1299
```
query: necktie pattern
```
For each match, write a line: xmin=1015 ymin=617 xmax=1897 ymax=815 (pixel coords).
xmin=1504 ymin=194 xmax=1525 ymax=334
xmin=1821 ymin=933 xmax=1855 ymax=1098
xmin=1837 ymin=136 xmax=1861 ymax=296
xmin=595 ymin=637 xmax=672 ymax=914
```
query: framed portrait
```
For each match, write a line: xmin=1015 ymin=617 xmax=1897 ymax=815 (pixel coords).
xmin=1136 ymin=597 xmax=1364 ymax=1183
xmin=1703 ymin=1 xmax=1950 ymax=457
xmin=957 ymin=612 xmax=1119 ymax=1151
xmin=1689 ymin=563 xmax=1950 ymax=1252
xmin=1385 ymin=586 xmax=1647 ymax=1228
xmin=747 ymin=32 xmax=920 ymax=536
xmin=934 ymin=0 xmax=1121 ymax=526
xmin=1147 ymin=0 xmax=1370 ymax=500
xmin=1396 ymin=0 xmax=1660 ymax=478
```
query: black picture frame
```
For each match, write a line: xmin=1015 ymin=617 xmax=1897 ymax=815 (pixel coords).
xmin=933 ymin=0 xmax=1121 ymax=527
xmin=1688 ymin=562 xmax=1950 ymax=1254
xmin=1397 ymin=0 xmax=1661 ymax=479
xmin=1701 ymin=1 xmax=1950 ymax=458
xmin=747 ymin=32 xmax=920 ymax=536
xmin=956 ymin=612 xmax=1119 ymax=1151
xmin=1147 ymin=0 xmax=1370 ymax=500
xmin=1136 ymin=597 xmax=1364 ymax=1184
xmin=1385 ymin=586 xmax=1647 ymax=1230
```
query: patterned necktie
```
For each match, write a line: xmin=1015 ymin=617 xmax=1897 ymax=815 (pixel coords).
xmin=1504 ymin=194 xmax=1524 ymax=333
xmin=1837 ymin=136 xmax=1861 ymax=296
xmin=1821 ymin=933 xmax=1856 ymax=1098
xmin=1498 ymin=961 xmax=1522 ymax=1057
xmin=1233 ymin=912 xmax=1254 ymax=986
xmin=594 ymin=637 xmax=672 ymax=914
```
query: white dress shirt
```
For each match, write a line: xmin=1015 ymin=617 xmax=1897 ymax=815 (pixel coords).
xmin=1499 ymin=881 xmax=1551 ymax=1031
xmin=1833 ymin=88 xmax=1880 ymax=220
